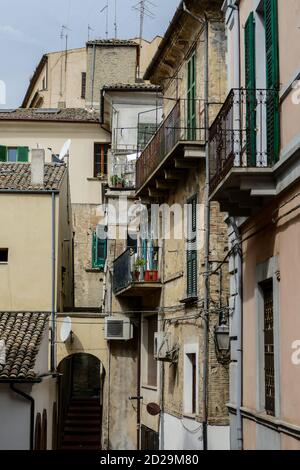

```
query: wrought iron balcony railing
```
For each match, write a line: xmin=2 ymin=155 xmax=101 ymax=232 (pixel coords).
xmin=136 ymin=99 xmax=206 ymax=191
xmin=113 ymin=246 xmax=160 ymax=295
xmin=209 ymin=88 xmax=279 ymax=194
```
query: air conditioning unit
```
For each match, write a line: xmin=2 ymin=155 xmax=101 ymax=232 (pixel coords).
xmin=154 ymin=332 xmax=179 ymax=363
xmin=105 ymin=317 xmax=134 ymax=341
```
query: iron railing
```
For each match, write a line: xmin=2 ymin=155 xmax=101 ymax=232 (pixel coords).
xmin=209 ymin=88 xmax=279 ymax=194
xmin=113 ymin=246 xmax=160 ymax=294
xmin=136 ymin=99 xmax=206 ymax=190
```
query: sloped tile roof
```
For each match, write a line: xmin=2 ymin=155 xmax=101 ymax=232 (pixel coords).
xmin=102 ymin=83 xmax=162 ymax=92
xmin=0 ymin=163 xmax=66 ymax=191
xmin=87 ymin=39 xmax=138 ymax=47
xmin=0 ymin=312 xmax=49 ymax=381
xmin=0 ymin=108 xmax=100 ymax=123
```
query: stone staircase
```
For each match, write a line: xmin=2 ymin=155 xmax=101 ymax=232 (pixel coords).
xmin=60 ymin=397 xmax=102 ymax=450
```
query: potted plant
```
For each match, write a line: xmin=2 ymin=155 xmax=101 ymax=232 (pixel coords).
xmin=133 ymin=257 xmax=146 ymax=281
xmin=144 ymin=269 xmax=159 ymax=282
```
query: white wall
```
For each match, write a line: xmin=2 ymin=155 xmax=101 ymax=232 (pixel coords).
xmin=161 ymin=413 xmax=203 ymax=451
xmin=207 ymin=425 xmax=230 ymax=450
xmin=31 ymin=378 xmax=57 ymax=450
xmin=0 ymin=385 xmax=30 ymax=450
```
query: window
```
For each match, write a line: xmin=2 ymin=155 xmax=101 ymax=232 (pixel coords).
xmin=142 ymin=315 xmax=158 ymax=388
xmin=81 ymin=72 xmax=87 ymax=99
xmin=94 ymin=143 xmax=109 ymax=177
xmin=0 ymin=249 xmax=8 ymax=263
xmin=261 ymin=279 xmax=275 ymax=416
xmin=147 ymin=316 xmax=158 ymax=387
xmin=187 ymin=51 xmax=196 ymax=140
xmin=137 ymin=122 xmax=157 ymax=150
xmin=187 ymin=195 xmax=197 ymax=298
xmin=92 ymin=231 xmax=107 ymax=270
xmin=184 ymin=346 xmax=198 ymax=415
xmin=0 ymin=145 xmax=29 ymax=162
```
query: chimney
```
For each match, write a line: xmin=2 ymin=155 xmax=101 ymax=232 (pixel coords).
xmin=31 ymin=149 xmax=45 ymax=186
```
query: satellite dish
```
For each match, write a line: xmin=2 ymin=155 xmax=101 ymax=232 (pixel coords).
xmin=60 ymin=316 xmax=72 ymax=343
xmin=58 ymin=139 xmax=71 ymax=161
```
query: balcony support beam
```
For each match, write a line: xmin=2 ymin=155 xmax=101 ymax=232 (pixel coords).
xmin=148 ymin=188 xmax=168 ymax=198
xmin=156 ymin=179 xmax=174 ymax=190
xmin=164 ymin=169 xmax=183 ymax=180
xmin=175 ymin=158 xmax=198 ymax=169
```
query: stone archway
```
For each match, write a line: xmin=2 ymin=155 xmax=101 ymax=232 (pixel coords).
xmin=57 ymin=353 xmax=105 ymax=450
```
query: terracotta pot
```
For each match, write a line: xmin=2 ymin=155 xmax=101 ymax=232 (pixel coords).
xmin=144 ymin=270 xmax=158 ymax=282
xmin=134 ymin=271 xmax=140 ymax=281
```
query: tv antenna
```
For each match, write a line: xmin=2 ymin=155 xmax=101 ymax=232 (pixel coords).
xmin=100 ymin=0 xmax=109 ymax=39
xmin=114 ymin=0 xmax=118 ymax=39
xmin=132 ymin=1 xmax=156 ymax=77
xmin=88 ymin=24 xmax=94 ymax=41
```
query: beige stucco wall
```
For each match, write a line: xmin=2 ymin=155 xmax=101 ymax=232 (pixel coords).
xmin=0 ymin=121 xmax=109 ymax=205
xmin=241 ymin=181 xmax=300 ymax=449
xmin=0 ymin=185 xmax=71 ymax=312
xmin=25 ymin=48 xmax=86 ymax=109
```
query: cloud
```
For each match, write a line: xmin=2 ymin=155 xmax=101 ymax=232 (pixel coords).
xmin=0 ymin=25 xmax=38 ymax=45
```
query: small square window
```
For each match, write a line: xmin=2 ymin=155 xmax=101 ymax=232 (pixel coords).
xmin=0 ymin=249 xmax=8 ymax=263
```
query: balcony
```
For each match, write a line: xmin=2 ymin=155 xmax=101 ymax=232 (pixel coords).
xmin=135 ymin=99 xmax=206 ymax=198
xmin=113 ymin=247 xmax=162 ymax=297
xmin=109 ymin=161 xmax=136 ymax=190
xmin=209 ymin=88 xmax=279 ymax=216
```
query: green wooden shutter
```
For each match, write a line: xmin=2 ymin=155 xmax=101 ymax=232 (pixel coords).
xmin=245 ymin=12 xmax=257 ymax=166
xmin=17 ymin=146 xmax=29 ymax=162
xmin=0 ymin=145 xmax=7 ymax=162
xmin=264 ymin=0 xmax=280 ymax=164
xmin=187 ymin=195 xmax=197 ymax=298
xmin=187 ymin=52 xmax=196 ymax=140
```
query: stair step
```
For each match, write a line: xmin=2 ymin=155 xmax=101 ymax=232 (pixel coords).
xmin=60 ymin=445 xmax=101 ymax=451
xmin=67 ymin=413 xmax=100 ymax=419
xmin=62 ymin=435 xmax=100 ymax=444
xmin=68 ymin=407 xmax=101 ymax=413
xmin=64 ymin=427 xmax=100 ymax=434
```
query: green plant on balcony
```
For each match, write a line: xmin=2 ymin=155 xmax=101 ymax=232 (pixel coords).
xmin=110 ymin=175 xmax=125 ymax=188
xmin=133 ymin=257 xmax=146 ymax=282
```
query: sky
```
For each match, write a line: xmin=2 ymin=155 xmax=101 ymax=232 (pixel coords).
xmin=0 ymin=0 xmax=180 ymax=108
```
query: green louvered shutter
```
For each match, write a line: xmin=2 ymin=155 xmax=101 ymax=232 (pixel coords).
xmin=187 ymin=52 xmax=196 ymax=140
xmin=0 ymin=145 xmax=7 ymax=162
xmin=17 ymin=146 xmax=29 ymax=162
xmin=245 ymin=12 xmax=256 ymax=166
xmin=265 ymin=0 xmax=280 ymax=164
xmin=187 ymin=195 xmax=197 ymax=298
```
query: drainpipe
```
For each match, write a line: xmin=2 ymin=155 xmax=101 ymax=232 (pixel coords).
xmin=51 ymin=192 xmax=56 ymax=372
xmin=10 ymin=383 xmax=35 ymax=450
xmin=228 ymin=1 xmax=243 ymax=450
xmin=136 ymin=316 xmax=142 ymax=450
xmin=182 ymin=2 xmax=210 ymax=451
xmin=229 ymin=218 xmax=243 ymax=451
xmin=203 ymin=13 xmax=210 ymax=452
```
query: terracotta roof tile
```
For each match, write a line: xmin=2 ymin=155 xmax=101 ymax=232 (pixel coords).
xmin=0 ymin=108 xmax=100 ymax=123
xmin=0 ymin=312 xmax=49 ymax=381
xmin=0 ymin=162 xmax=66 ymax=191
xmin=102 ymin=83 xmax=162 ymax=92
xmin=87 ymin=39 xmax=138 ymax=47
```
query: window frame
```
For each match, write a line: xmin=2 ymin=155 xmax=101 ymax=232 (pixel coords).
xmin=186 ymin=194 xmax=198 ymax=298
xmin=94 ymin=143 xmax=109 ymax=178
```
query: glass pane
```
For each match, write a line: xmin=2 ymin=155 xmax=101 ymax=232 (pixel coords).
xmin=7 ymin=148 xmax=17 ymax=162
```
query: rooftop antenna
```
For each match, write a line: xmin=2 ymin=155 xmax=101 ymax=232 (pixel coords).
xmin=100 ymin=0 xmax=109 ymax=40
xmin=132 ymin=0 xmax=156 ymax=78
xmin=60 ymin=25 xmax=71 ymax=97
xmin=88 ymin=24 xmax=94 ymax=41
xmin=114 ymin=0 xmax=118 ymax=39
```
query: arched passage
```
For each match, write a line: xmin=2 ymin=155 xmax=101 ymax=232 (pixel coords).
xmin=57 ymin=353 xmax=105 ymax=450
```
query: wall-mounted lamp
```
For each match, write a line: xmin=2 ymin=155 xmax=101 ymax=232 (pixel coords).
xmin=214 ymin=312 xmax=230 ymax=364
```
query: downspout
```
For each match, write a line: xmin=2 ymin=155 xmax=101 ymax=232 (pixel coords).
xmin=136 ymin=316 xmax=142 ymax=450
xmin=51 ymin=192 xmax=56 ymax=372
xmin=10 ymin=383 xmax=35 ymax=450
xmin=228 ymin=1 xmax=243 ymax=450
xmin=183 ymin=2 xmax=210 ymax=450
xmin=203 ymin=12 xmax=210 ymax=452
